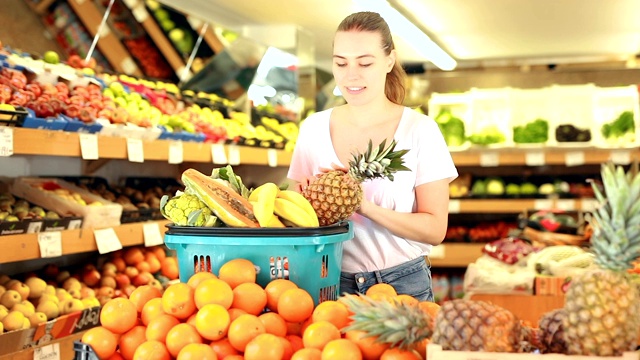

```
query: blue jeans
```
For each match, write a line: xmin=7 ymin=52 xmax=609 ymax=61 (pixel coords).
xmin=339 ymin=257 xmax=433 ymax=301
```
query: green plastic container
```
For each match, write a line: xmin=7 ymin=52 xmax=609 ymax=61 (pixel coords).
xmin=164 ymin=221 xmax=353 ymax=305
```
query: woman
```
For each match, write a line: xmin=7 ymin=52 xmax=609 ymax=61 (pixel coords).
xmin=287 ymin=11 xmax=457 ymax=301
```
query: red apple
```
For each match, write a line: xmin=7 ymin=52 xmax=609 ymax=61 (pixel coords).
xmin=81 ymin=268 xmax=101 ymax=288
xmin=99 ymin=275 xmax=116 ymax=289
xmin=114 ymin=273 xmax=131 ymax=289
xmin=123 ymin=266 xmax=139 ymax=279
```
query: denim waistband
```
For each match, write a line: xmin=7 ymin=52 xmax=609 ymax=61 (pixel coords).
xmin=342 ymin=256 xmax=428 ymax=278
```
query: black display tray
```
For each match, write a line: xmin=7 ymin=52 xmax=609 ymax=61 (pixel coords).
xmin=165 ymin=221 xmax=351 ymax=237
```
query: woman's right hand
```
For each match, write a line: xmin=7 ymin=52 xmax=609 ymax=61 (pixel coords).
xmin=295 ymin=163 xmax=348 ymax=193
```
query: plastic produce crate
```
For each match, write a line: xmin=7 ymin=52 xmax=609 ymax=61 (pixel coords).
xmin=0 ymin=106 xmax=28 ymax=127
xmin=164 ymin=221 xmax=354 ymax=305
xmin=73 ymin=341 xmax=98 ymax=360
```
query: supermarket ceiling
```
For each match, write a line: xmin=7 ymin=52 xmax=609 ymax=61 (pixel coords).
xmin=157 ymin=0 xmax=640 ymax=71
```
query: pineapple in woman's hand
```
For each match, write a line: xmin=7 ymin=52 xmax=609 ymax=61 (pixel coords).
xmin=302 ymin=139 xmax=409 ymax=226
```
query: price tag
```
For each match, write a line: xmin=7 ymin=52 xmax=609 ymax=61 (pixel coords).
xmin=525 ymin=151 xmax=545 ymax=166
xmin=228 ymin=145 xmax=241 ymax=165
xmin=211 ymin=143 xmax=228 ymax=164
xmin=448 ymin=199 xmax=460 ymax=214
xmin=27 ymin=221 xmax=43 ymax=233
xmin=565 ymin=151 xmax=585 ymax=167
xmin=610 ymin=150 xmax=631 ymax=165
xmin=580 ymin=198 xmax=599 ymax=212
xmin=143 ymin=222 xmax=164 ymax=247
xmin=132 ymin=5 xmax=149 ymax=22
xmin=98 ymin=25 xmax=111 ymax=38
xmin=429 ymin=245 xmax=445 ymax=259
xmin=534 ymin=199 xmax=553 ymax=210
xmin=120 ymin=57 xmax=139 ymax=75
xmin=74 ymin=0 xmax=86 ymax=4
xmin=479 ymin=152 xmax=499 ymax=167
xmin=79 ymin=133 xmax=99 ymax=160
xmin=127 ymin=138 xmax=144 ymax=163
xmin=168 ymin=141 xmax=183 ymax=164
xmin=33 ymin=343 xmax=60 ymax=360
xmin=187 ymin=16 xmax=204 ymax=29
xmin=0 ymin=126 xmax=14 ymax=157
xmin=38 ymin=232 xmax=62 ymax=258
xmin=122 ymin=0 xmax=139 ymax=9
xmin=267 ymin=149 xmax=278 ymax=167
xmin=556 ymin=199 xmax=576 ymax=211
xmin=94 ymin=228 xmax=123 ymax=254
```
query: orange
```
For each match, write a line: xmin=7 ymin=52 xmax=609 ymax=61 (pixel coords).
xmin=417 ymin=301 xmax=441 ymax=318
xmin=394 ymin=294 xmax=419 ymax=307
xmin=311 ymin=300 xmax=350 ymax=330
xmin=231 ymin=282 xmax=267 ymax=315
xmin=302 ymin=320 xmax=341 ymax=350
xmin=286 ymin=334 xmax=304 ymax=353
xmin=322 ymin=338 xmax=363 ymax=360
xmin=264 ymin=279 xmax=298 ymax=311
xmin=194 ymin=278 xmax=234 ymax=309
xmin=145 ymin=252 xmax=162 ymax=274
xmin=81 ymin=326 xmax=118 ymax=359
xmin=124 ymin=247 xmax=145 ymax=266
xmin=227 ymin=313 xmax=266 ymax=352
xmin=161 ymin=257 xmax=179 ymax=280
xmin=209 ymin=338 xmax=240 ymax=358
xmin=218 ymin=258 xmax=256 ymax=288
xmin=187 ymin=271 xmax=217 ymax=289
xmin=195 ymin=303 xmax=230 ymax=341
xmin=162 ymin=282 xmax=196 ymax=319
xmin=286 ymin=320 xmax=305 ymax=336
xmin=186 ymin=313 xmax=197 ymax=327
xmin=278 ymin=288 xmax=314 ymax=323
xmin=129 ymin=285 xmax=162 ymax=313
xmin=106 ymin=352 xmax=125 ymax=360
xmin=259 ymin=312 xmax=288 ymax=337
xmin=141 ymin=297 xmax=165 ymax=326
xmin=380 ymin=347 xmax=422 ymax=360
xmin=228 ymin=308 xmax=247 ymax=322
xmin=345 ymin=330 xmax=390 ymax=360
xmin=149 ymin=246 xmax=167 ymax=262
xmin=146 ymin=314 xmax=180 ymax=343
xmin=291 ymin=348 xmax=322 ymax=360
xmin=165 ymin=323 xmax=203 ymax=358
xmin=100 ymin=298 xmax=138 ymax=334
xmin=244 ymin=333 xmax=285 ymax=360
xmin=365 ymin=283 xmax=397 ymax=297
xmin=225 ymin=356 xmax=244 ymax=360
xmin=136 ymin=261 xmax=151 ymax=273
xmin=176 ymin=343 xmax=218 ymax=360
xmin=411 ymin=338 xmax=430 ymax=359
xmin=119 ymin=325 xmax=146 ymax=360
xmin=112 ymin=257 xmax=126 ymax=272
xmin=133 ymin=340 xmax=171 ymax=360
xmin=280 ymin=336 xmax=294 ymax=360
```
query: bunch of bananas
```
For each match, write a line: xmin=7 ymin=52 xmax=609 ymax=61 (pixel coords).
xmin=249 ymin=183 xmax=319 ymax=228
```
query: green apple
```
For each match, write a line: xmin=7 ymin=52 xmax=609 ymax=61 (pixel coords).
xmin=43 ymin=51 xmax=60 ymax=64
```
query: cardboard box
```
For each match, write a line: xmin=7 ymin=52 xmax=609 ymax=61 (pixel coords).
xmin=534 ymin=276 xmax=572 ymax=296
xmin=427 ymin=344 xmax=638 ymax=359
xmin=0 ymin=306 xmax=100 ymax=355
xmin=10 ymin=178 xmax=122 ymax=229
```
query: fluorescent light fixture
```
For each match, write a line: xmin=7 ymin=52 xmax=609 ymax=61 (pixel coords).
xmin=354 ymin=0 xmax=457 ymax=71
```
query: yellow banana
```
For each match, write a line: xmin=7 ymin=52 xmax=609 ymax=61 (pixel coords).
xmin=273 ymin=198 xmax=316 ymax=227
xmin=250 ymin=182 xmax=279 ymax=227
xmin=277 ymin=190 xmax=319 ymax=227
xmin=266 ymin=214 xmax=286 ymax=228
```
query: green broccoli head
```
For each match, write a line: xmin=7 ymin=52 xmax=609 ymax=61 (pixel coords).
xmin=160 ymin=193 xmax=217 ymax=226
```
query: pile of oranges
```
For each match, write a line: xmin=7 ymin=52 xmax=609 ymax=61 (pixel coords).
xmin=81 ymin=258 xmax=440 ymax=360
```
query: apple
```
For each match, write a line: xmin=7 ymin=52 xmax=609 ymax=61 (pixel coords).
xmin=78 ymin=107 xmax=96 ymax=123
xmin=99 ymin=275 xmax=116 ymax=289
xmin=114 ymin=273 xmax=130 ymax=289
xmin=43 ymin=51 xmax=60 ymax=64
xmin=33 ymin=101 xmax=55 ymax=118
xmin=97 ymin=286 xmax=114 ymax=298
xmin=111 ymin=107 xmax=129 ymax=124
xmin=132 ymin=271 xmax=153 ymax=287
xmin=25 ymin=83 xmax=42 ymax=98
xmin=123 ymin=266 xmax=139 ymax=279
xmin=81 ymin=268 xmax=101 ymax=287
xmin=64 ymin=104 xmax=81 ymax=118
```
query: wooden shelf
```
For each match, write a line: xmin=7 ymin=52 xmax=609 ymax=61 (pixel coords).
xmin=429 ymin=243 xmax=485 ymax=267
xmin=449 ymin=197 xmax=597 ymax=214
xmin=469 ymin=293 xmax=565 ymax=325
xmin=0 ymin=331 xmax=84 ymax=360
xmin=0 ymin=220 xmax=169 ymax=264
xmin=68 ymin=0 xmax=143 ymax=77
xmin=11 ymin=128 xmax=293 ymax=166
xmin=25 ymin=0 xmax=56 ymax=14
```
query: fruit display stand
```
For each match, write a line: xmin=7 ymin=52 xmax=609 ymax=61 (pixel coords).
xmin=426 ymin=344 xmax=639 ymax=360
xmin=468 ymin=293 xmax=565 ymax=325
xmin=0 ymin=331 xmax=84 ymax=360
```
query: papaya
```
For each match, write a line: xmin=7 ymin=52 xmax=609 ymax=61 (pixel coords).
xmin=181 ymin=168 xmax=259 ymax=228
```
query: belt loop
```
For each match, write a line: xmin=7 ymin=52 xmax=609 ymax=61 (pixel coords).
xmin=425 ymin=255 xmax=432 ymax=269
xmin=374 ymin=270 xmax=383 ymax=283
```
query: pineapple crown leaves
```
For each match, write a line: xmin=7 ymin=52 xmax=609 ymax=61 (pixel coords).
xmin=348 ymin=139 xmax=410 ymax=182
xmin=340 ymin=294 xmax=433 ymax=349
xmin=589 ymin=160 xmax=640 ymax=271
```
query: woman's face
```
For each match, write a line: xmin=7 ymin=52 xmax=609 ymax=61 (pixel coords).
xmin=333 ymin=30 xmax=395 ymax=107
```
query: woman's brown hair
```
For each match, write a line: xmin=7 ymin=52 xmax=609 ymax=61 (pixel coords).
xmin=336 ymin=11 xmax=407 ymax=105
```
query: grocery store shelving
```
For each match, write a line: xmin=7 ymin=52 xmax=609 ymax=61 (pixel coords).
xmin=67 ymin=0 xmax=143 ymax=77
xmin=468 ymin=293 xmax=565 ymax=325
xmin=11 ymin=128 xmax=294 ymax=166
xmin=25 ymin=0 xmax=56 ymax=14
xmin=0 ymin=220 xmax=169 ymax=264
xmin=429 ymin=243 xmax=485 ymax=268
xmin=0 ymin=331 xmax=84 ymax=360
xmin=448 ymin=197 xmax=598 ymax=214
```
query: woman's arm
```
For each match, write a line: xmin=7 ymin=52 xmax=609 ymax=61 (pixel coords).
xmin=357 ymin=178 xmax=450 ymax=245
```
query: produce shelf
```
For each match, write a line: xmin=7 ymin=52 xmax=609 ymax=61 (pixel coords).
xmin=67 ymin=0 xmax=143 ymax=76
xmin=468 ymin=293 xmax=565 ymax=325
xmin=11 ymin=128 xmax=294 ymax=166
xmin=429 ymin=243 xmax=485 ymax=267
xmin=0 ymin=331 xmax=84 ymax=360
xmin=0 ymin=220 xmax=169 ymax=264
xmin=448 ymin=197 xmax=597 ymax=214
xmin=136 ymin=9 xmax=186 ymax=76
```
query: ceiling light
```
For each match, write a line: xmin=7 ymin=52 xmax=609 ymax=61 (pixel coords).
xmin=354 ymin=0 xmax=457 ymax=71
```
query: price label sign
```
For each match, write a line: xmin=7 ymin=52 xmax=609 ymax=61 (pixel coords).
xmin=267 ymin=149 xmax=278 ymax=167
xmin=580 ymin=198 xmax=599 ymax=212
xmin=34 ymin=343 xmax=60 ymax=360
xmin=525 ymin=151 xmax=545 ymax=166
xmin=211 ymin=143 xmax=228 ymax=164
xmin=143 ymin=222 xmax=164 ymax=247
xmin=479 ymin=152 xmax=499 ymax=167
xmin=228 ymin=145 xmax=241 ymax=165
xmin=448 ymin=199 xmax=461 ymax=214
xmin=610 ymin=150 xmax=631 ymax=165
xmin=534 ymin=199 xmax=553 ymax=210
xmin=168 ymin=141 xmax=183 ymax=164
xmin=565 ymin=151 xmax=585 ymax=167
xmin=127 ymin=138 xmax=144 ymax=163
xmin=131 ymin=5 xmax=149 ymax=22
xmin=79 ymin=133 xmax=99 ymax=160
xmin=556 ymin=199 xmax=576 ymax=211
xmin=430 ymin=245 xmax=446 ymax=259
xmin=94 ymin=228 xmax=123 ymax=254
xmin=38 ymin=232 xmax=62 ymax=258
xmin=0 ymin=126 xmax=14 ymax=157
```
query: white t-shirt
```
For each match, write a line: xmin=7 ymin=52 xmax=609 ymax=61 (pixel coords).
xmin=287 ymin=107 xmax=458 ymax=273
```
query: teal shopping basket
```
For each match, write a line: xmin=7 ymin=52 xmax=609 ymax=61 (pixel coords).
xmin=164 ymin=221 xmax=353 ymax=305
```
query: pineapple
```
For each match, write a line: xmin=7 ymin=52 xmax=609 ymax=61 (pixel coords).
xmin=537 ymin=308 xmax=567 ymax=354
xmin=302 ymin=139 xmax=409 ymax=226
xmin=562 ymin=162 xmax=640 ymax=356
